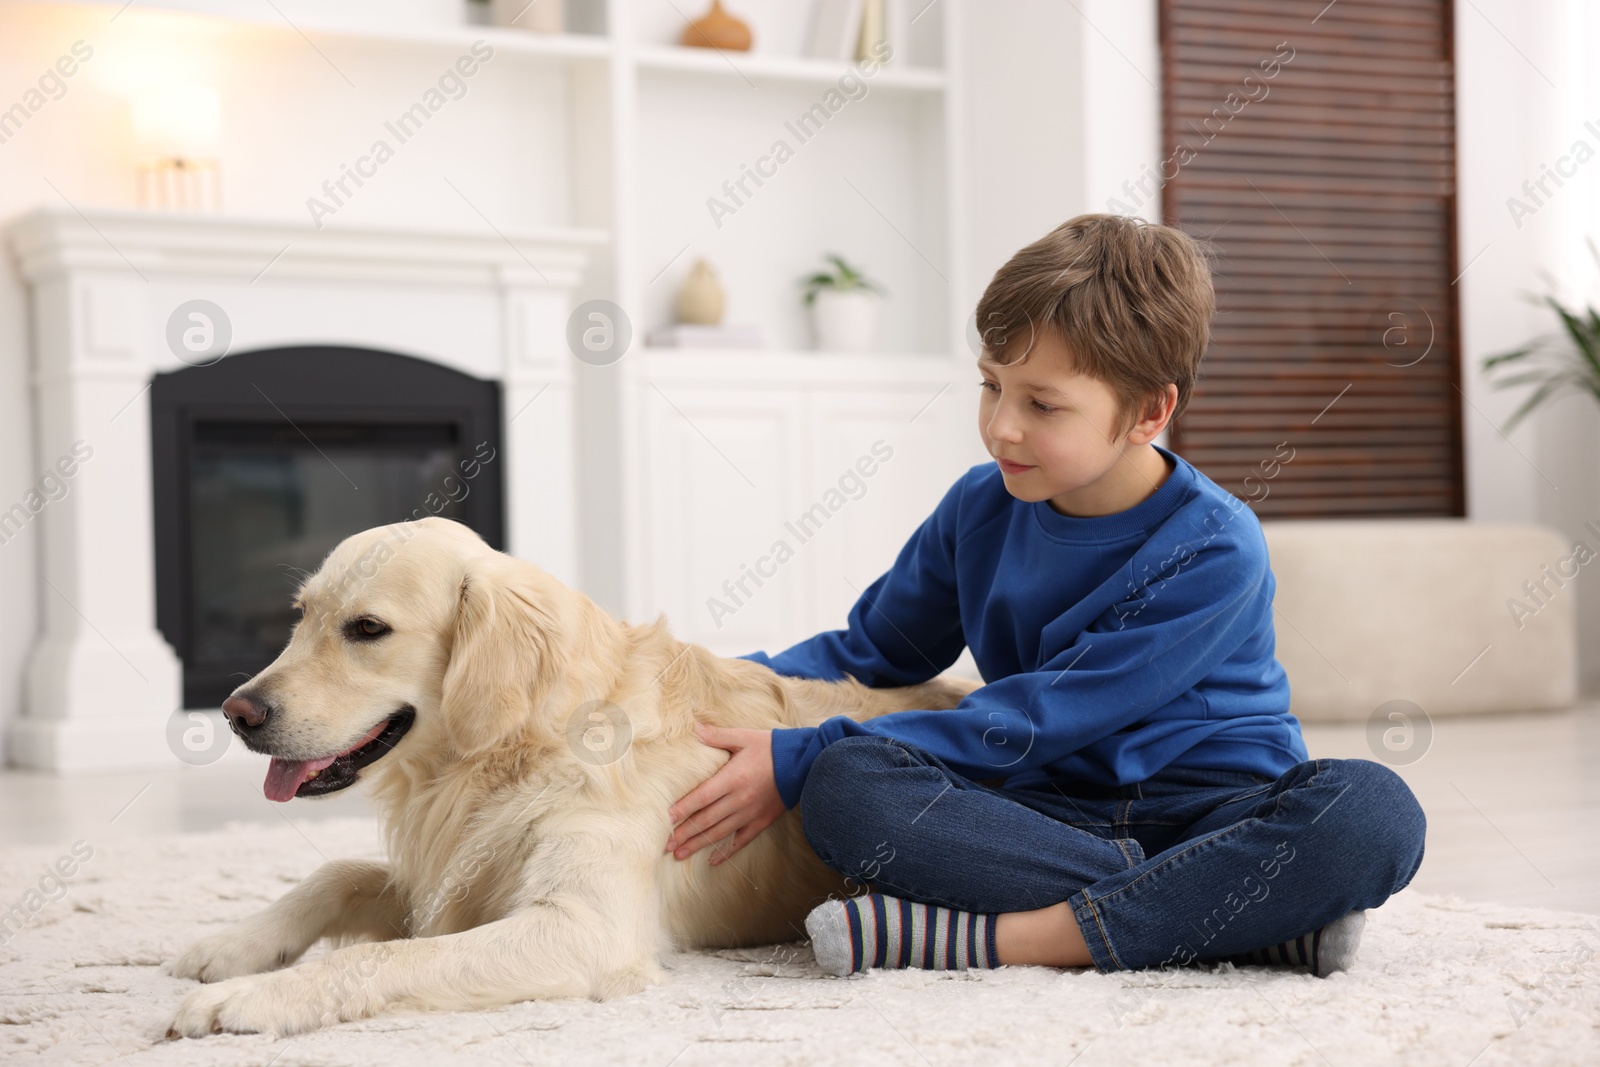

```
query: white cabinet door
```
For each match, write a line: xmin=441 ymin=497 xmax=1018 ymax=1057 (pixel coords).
xmin=630 ymin=362 xmax=986 ymax=663
xmin=802 ymin=383 xmax=982 ymax=648
xmin=636 ymin=381 xmax=807 ymax=656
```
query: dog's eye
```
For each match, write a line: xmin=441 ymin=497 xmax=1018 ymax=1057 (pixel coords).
xmin=346 ymin=617 xmax=391 ymax=640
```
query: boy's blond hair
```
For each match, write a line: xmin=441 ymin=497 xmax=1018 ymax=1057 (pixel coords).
xmin=974 ymin=213 xmax=1215 ymax=440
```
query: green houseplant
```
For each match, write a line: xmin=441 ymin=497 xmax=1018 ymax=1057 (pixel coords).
xmin=1482 ymin=245 xmax=1600 ymax=432
xmin=801 ymin=254 xmax=885 ymax=353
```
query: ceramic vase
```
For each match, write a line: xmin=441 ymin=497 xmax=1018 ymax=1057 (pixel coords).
xmin=812 ymin=289 xmax=879 ymax=352
xmin=676 ymin=260 xmax=726 ymax=325
xmin=681 ymin=1 xmax=753 ymax=51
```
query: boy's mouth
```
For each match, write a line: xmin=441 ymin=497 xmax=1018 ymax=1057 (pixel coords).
xmin=997 ymin=458 xmax=1035 ymax=474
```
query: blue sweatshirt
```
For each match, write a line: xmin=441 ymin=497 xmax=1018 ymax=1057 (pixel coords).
xmin=739 ymin=446 xmax=1308 ymax=809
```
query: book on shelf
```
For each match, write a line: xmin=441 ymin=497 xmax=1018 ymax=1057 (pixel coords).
xmin=806 ymin=0 xmax=907 ymax=64
xmin=646 ymin=323 xmax=767 ymax=349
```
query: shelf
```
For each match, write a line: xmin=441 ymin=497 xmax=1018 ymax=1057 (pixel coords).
xmin=632 ymin=44 xmax=946 ymax=93
xmin=637 ymin=347 xmax=966 ymax=384
xmin=65 ymin=1 xmax=612 ymax=62
xmin=63 ymin=3 xmax=944 ymax=84
xmin=258 ymin=17 xmax=612 ymax=63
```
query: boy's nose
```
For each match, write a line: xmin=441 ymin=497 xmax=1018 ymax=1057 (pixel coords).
xmin=984 ymin=411 xmax=1024 ymax=443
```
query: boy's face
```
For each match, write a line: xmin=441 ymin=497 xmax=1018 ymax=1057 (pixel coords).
xmin=977 ymin=328 xmax=1169 ymax=515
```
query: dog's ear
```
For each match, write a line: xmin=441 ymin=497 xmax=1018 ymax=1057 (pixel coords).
xmin=440 ymin=556 xmax=557 ymax=757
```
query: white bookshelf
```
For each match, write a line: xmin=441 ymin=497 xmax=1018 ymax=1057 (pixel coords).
xmin=594 ymin=0 xmax=975 ymax=641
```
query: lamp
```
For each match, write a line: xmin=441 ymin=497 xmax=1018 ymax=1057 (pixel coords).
xmin=131 ymin=86 xmax=221 ymax=212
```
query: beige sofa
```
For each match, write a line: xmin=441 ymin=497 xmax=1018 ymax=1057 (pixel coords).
xmin=1260 ymin=520 xmax=1580 ymax=722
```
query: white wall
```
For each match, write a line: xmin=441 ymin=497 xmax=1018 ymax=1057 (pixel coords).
xmin=1456 ymin=0 xmax=1600 ymax=693
xmin=959 ymin=1 xmax=1084 ymax=306
xmin=961 ymin=0 xmax=1162 ymax=271
xmin=0 ymin=182 xmax=35 ymax=773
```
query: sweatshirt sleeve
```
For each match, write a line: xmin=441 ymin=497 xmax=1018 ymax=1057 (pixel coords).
xmin=766 ymin=531 xmax=1270 ymax=808
xmin=737 ymin=473 xmax=969 ymax=807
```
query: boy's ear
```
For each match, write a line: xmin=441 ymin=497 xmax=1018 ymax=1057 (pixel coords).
xmin=1125 ymin=384 xmax=1179 ymax=444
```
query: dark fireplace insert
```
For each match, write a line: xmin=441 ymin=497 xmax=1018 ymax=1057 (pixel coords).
xmin=152 ymin=345 xmax=504 ymax=708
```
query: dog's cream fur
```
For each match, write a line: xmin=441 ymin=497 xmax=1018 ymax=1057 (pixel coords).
xmin=166 ymin=516 xmax=977 ymax=1038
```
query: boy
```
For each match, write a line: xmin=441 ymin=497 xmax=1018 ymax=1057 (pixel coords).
xmin=664 ymin=214 xmax=1426 ymax=978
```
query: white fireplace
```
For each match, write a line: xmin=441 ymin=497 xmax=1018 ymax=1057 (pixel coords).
xmin=7 ymin=208 xmax=597 ymax=771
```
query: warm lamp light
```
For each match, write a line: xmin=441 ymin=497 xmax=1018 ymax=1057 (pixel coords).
xmin=131 ymin=86 xmax=221 ymax=212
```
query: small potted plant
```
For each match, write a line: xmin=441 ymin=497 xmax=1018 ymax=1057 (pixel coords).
xmin=1482 ymin=241 xmax=1600 ymax=432
xmin=802 ymin=253 xmax=885 ymax=353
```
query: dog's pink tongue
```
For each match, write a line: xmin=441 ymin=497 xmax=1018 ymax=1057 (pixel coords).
xmin=264 ymin=755 xmax=338 ymax=803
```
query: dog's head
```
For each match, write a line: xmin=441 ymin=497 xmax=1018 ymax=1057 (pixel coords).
xmin=225 ymin=516 xmax=582 ymax=801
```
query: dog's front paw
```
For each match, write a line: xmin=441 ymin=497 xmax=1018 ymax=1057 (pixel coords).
xmin=166 ymin=973 xmax=282 ymax=1038
xmin=166 ymin=950 xmax=395 ymax=1039
xmin=167 ymin=927 xmax=298 ymax=983
xmin=165 ymin=970 xmax=336 ymax=1039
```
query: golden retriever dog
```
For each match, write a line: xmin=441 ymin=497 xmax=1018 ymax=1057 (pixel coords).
xmin=165 ymin=516 xmax=978 ymax=1038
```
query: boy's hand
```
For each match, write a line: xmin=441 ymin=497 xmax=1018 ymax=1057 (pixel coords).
xmin=666 ymin=724 xmax=786 ymax=865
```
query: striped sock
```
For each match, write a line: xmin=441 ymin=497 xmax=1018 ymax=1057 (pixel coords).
xmin=1226 ymin=910 xmax=1367 ymax=978
xmin=804 ymin=893 xmax=1001 ymax=977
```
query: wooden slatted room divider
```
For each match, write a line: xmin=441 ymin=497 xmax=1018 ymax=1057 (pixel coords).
xmin=1159 ymin=0 xmax=1465 ymax=516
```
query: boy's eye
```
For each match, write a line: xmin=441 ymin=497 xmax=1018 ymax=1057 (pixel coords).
xmin=979 ymin=380 xmax=1056 ymax=413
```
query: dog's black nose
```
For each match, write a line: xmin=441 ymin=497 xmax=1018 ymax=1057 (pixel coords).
xmin=222 ymin=693 xmax=270 ymax=732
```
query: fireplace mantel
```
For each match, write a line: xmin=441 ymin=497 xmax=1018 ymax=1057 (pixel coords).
xmin=8 ymin=208 xmax=601 ymax=770
xmin=11 ymin=209 xmax=599 ymax=289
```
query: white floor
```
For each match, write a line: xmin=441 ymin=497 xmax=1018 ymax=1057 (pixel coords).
xmin=2 ymin=699 xmax=1597 ymax=917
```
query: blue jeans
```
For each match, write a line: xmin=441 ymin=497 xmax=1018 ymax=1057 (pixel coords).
xmin=797 ymin=735 xmax=1426 ymax=973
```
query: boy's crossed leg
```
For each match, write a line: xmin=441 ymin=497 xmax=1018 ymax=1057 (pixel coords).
xmin=797 ymin=735 xmax=1425 ymax=978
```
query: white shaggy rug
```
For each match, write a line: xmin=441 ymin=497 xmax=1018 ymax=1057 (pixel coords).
xmin=2 ymin=817 xmax=1597 ymax=1067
